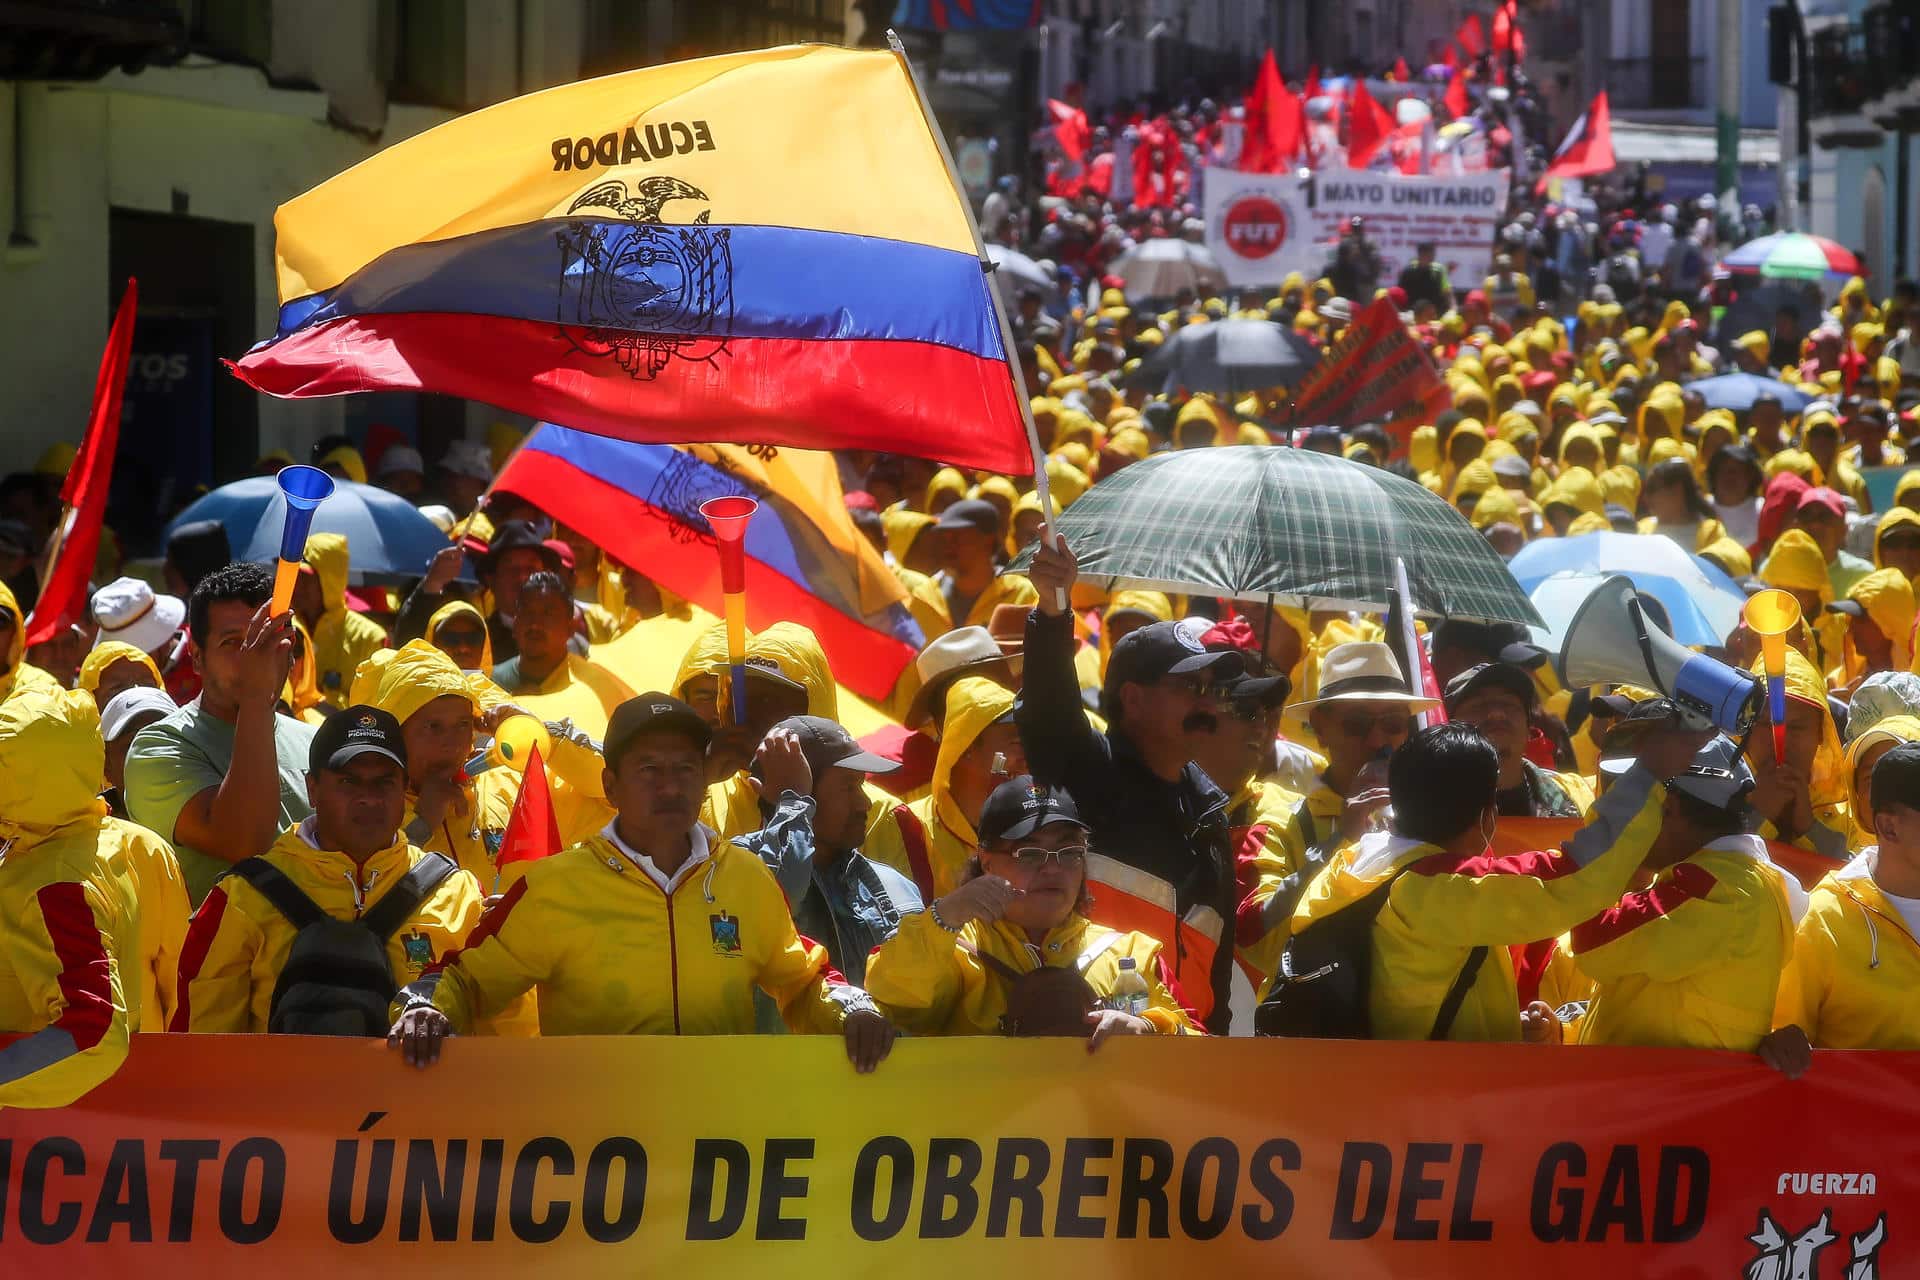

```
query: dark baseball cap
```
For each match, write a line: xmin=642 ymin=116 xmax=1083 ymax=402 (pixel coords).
xmin=1443 ymin=661 xmax=1537 ymax=712
xmin=310 ymin=704 xmax=407 ymax=774
xmin=485 ymin=520 xmax=564 ymax=570
xmin=1105 ymin=620 xmax=1243 ymax=698
xmin=932 ymin=499 xmax=1001 ymax=536
xmin=977 ymin=776 xmax=1089 ymax=843
xmin=604 ymin=693 xmax=712 ymax=769
xmin=766 ymin=715 xmax=900 ymax=778
xmin=1432 ymin=618 xmax=1547 ymax=670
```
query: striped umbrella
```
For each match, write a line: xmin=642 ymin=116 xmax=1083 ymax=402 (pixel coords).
xmin=1008 ymin=445 xmax=1541 ymax=624
xmin=1718 ymin=232 xmax=1862 ymax=283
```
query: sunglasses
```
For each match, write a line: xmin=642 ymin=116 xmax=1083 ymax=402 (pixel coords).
xmin=1334 ymin=710 xmax=1412 ymax=738
xmin=1000 ymin=845 xmax=1088 ymax=870
xmin=436 ymin=627 xmax=486 ymax=647
xmin=1159 ymin=674 xmax=1223 ymax=699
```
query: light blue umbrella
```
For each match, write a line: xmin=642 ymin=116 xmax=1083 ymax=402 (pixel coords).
xmin=1687 ymin=371 xmax=1811 ymax=415
xmin=163 ymin=476 xmax=455 ymax=585
xmin=1508 ymin=533 xmax=1747 ymax=645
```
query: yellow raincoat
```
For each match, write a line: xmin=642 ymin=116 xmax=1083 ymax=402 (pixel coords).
xmin=1760 ymin=530 xmax=1847 ymax=670
xmin=1288 ymin=771 xmax=1667 ymax=1041
xmin=422 ymin=834 xmax=859 ymax=1036
xmin=1843 ymin=568 xmax=1917 ymax=674
xmin=426 ymin=600 xmax=494 ymax=676
xmin=863 ymin=677 xmax=1015 ymax=900
xmin=75 ymin=641 xmax=163 ymax=700
xmin=866 ymin=911 xmax=1200 ymax=1036
xmin=0 ymin=690 xmax=143 ymax=1107
xmin=1568 ymin=837 xmax=1799 ymax=1050
xmin=301 ymin=533 xmax=390 ymax=710
xmin=1874 ymin=507 xmax=1920 ymax=568
xmin=0 ymin=579 xmax=60 ymax=705
xmin=172 ymin=825 xmax=484 ymax=1033
xmin=508 ymin=651 xmax=635 ymax=740
xmin=1774 ymin=848 xmax=1920 ymax=1048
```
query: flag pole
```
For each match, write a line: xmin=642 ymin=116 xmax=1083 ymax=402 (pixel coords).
xmin=887 ymin=29 xmax=1067 ymax=612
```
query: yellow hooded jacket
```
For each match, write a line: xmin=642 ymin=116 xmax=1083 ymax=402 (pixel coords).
xmin=863 ymin=676 xmax=1016 ymax=900
xmin=1567 ymin=837 xmax=1800 ymax=1051
xmin=301 ymin=533 xmax=390 ymax=710
xmin=1288 ymin=769 xmax=1667 ymax=1041
xmin=700 ymin=622 xmax=844 ymax=839
xmin=172 ymin=824 xmax=483 ymax=1032
xmin=866 ymin=912 xmax=1199 ymax=1036
xmin=0 ymin=691 xmax=143 ymax=1107
xmin=420 ymin=835 xmax=859 ymax=1036
xmin=1749 ymin=647 xmax=1852 ymax=855
xmin=1774 ymin=848 xmax=1920 ymax=1048
xmin=427 ymin=600 xmax=494 ymax=676
xmin=0 ymin=579 xmax=61 ymax=705
xmin=76 ymin=642 xmax=162 ymax=698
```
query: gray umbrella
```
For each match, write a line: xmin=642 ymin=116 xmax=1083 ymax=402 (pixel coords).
xmin=1126 ymin=318 xmax=1322 ymax=395
xmin=984 ymin=244 xmax=1059 ymax=307
xmin=1008 ymin=445 xmax=1541 ymax=624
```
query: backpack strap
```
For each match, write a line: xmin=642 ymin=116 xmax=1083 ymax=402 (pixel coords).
xmin=892 ymin=805 xmax=937 ymax=903
xmin=957 ymin=935 xmax=1027 ymax=985
xmin=360 ymin=852 xmax=459 ymax=941
xmin=228 ymin=858 xmax=329 ymax=931
xmin=1428 ymin=945 xmax=1490 ymax=1041
xmin=1073 ymin=929 xmax=1123 ymax=974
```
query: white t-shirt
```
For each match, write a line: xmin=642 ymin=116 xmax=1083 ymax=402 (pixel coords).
xmin=1713 ymin=497 xmax=1761 ymax=548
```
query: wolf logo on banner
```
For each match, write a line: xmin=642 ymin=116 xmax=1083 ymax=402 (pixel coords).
xmin=1741 ymin=1210 xmax=1887 ymax=1280
xmin=555 ymin=175 xmax=735 ymax=378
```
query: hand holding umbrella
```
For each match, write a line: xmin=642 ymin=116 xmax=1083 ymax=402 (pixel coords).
xmin=1744 ymin=589 xmax=1802 ymax=765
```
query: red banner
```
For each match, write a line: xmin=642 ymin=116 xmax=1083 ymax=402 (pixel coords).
xmin=0 ymin=1035 xmax=1911 ymax=1274
xmin=1286 ymin=296 xmax=1449 ymax=431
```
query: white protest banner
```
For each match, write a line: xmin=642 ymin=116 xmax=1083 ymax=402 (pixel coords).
xmin=1204 ymin=166 xmax=1510 ymax=292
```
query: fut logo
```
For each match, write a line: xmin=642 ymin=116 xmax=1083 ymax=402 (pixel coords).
xmin=1741 ymin=1210 xmax=1886 ymax=1280
xmin=709 ymin=910 xmax=743 ymax=956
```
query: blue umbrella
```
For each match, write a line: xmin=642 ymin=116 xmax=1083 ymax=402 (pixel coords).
xmin=164 ymin=476 xmax=454 ymax=584
xmin=1688 ymin=371 xmax=1811 ymax=415
xmin=1508 ymin=533 xmax=1747 ymax=645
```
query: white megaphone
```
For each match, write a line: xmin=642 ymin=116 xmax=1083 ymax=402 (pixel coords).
xmin=1557 ymin=575 xmax=1757 ymax=734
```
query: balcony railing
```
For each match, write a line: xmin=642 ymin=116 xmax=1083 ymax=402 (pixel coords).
xmin=1807 ymin=22 xmax=1873 ymax=118
xmin=1604 ymin=56 xmax=1706 ymax=111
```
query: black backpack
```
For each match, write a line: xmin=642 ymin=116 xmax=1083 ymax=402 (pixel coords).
xmin=1255 ymin=868 xmax=1487 ymax=1041
xmin=228 ymin=853 xmax=457 ymax=1036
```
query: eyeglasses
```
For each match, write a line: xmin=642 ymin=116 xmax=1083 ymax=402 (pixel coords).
xmin=436 ymin=628 xmax=486 ymax=647
xmin=1223 ymin=699 xmax=1273 ymax=722
xmin=1001 ymin=845 xmax=1088 ymax=870
xmin=1159 ymin=674 xmax=1222 ymax=699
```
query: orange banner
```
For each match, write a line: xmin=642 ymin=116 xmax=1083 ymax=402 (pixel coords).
xmin=0 ymin=1035 xmax=1910 ymax=1275
xmin=1285 ymin=296 xmax=1449 ymax=432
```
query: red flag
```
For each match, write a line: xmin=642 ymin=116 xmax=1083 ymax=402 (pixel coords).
xmin=26 ymin=279 xmax=137 ymax=648
xmin=1303 ymin=64 xmax=1321 ymax=103
xmin=1537 ymin=90 xmax=1615 ymax=190
xmin=1445 ymin=68 xmax=1471 ymax=120
xmin=1442 ymin=44 xmax=1458 ymax=69
xmin=495 ymin=745 xmax=562 ymax=871
xmin=1391 ymin=57 xmax=1410 ymax=82
xmin=1240 ymin=49 xmax=1302 ymax=172
xmin=1047 ymin=97 xmax=1089 ymax=161
xmin=1346 ymin=81 xmax=1395 ymax=170
xmin=1492 ymin=0 xmax=1526 ymax=60
xmin=1454 ymin=14 xmax=1485 ymax=57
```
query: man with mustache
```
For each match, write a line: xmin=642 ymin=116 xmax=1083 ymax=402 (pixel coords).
xmin=1020 ymin=538 xmax=1245 ymax=1031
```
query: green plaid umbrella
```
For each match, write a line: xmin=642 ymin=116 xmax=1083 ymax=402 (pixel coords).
xmin=1010 ymin=445 xmax=1542 ymax=625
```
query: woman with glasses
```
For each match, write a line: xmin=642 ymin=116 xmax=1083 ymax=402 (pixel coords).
xmin=864 ymin=776 xmax=1201 ymax=1045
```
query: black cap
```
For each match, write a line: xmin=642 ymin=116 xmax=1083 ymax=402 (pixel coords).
xmin=1224 ymin=670 xmax=1291 ymax=708
xmin=766 ymin=715 xmax=900 ymax=778
xmin=1105 ymin=620 xmax=1243 ymax=699
xmin=1443 ymin=661 xmax=1537 ymax=712
xmin=165 ymin=519 xmax=232 ymax=592
xmin=309 ymin=705 xmax=407 ymax=774
xmin=932 ymin=499 xmax=1001 ymax=536
xmin=1432 ymin=618 xmax=1546 ymax=670
xmin=977 ymin=776 xmax=1089 ymax=843
xmin=605 ymin=693 xmax=712 ymax=770
xmin=1870 ymin=741 xmax=1920 ymax=816
xmin=485 ymin=520 xmax=563 ymax=570
xmin=1827 ymin=599 xmax=1866 ymax=618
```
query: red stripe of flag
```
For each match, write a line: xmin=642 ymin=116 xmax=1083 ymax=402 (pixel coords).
xmin=37 ymin=882 xmax=117 ymax=1052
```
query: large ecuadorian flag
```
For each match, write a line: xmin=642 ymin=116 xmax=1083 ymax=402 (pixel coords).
xmin=233 ymin=45 xmax=1030 ymax=475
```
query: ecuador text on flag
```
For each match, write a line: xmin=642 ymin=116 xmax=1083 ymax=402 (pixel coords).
xmin=231 ymin=45 xmax=1029 ymax=474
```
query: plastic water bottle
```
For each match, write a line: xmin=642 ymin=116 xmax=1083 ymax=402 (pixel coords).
xmin=1111 ymin=957 xmax=1150 ymax=1017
